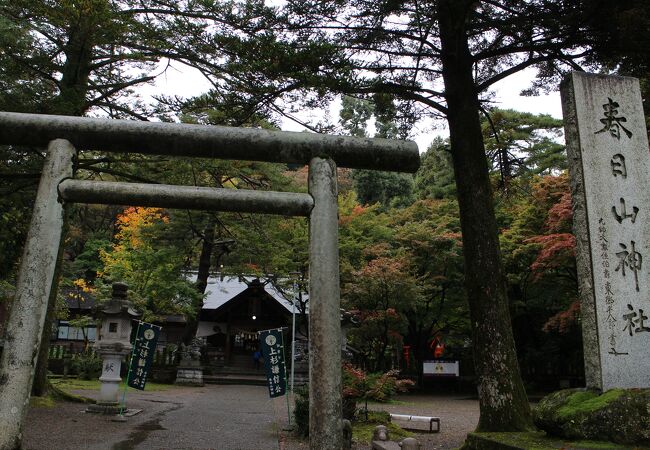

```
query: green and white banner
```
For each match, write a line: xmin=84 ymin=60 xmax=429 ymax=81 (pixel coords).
xmin=258 ymin=328 xmax=287 ymax=398
xmin=127 ymin=321 xmax=161 ymax=390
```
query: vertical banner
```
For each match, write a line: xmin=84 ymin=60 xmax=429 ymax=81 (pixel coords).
xmin=259 ymin=328 xmax=287 ymax=398
xmin=127 ymin=321 xmax=162 ymax=390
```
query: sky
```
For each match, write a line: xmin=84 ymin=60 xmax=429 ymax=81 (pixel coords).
xmin=141 ymin=62 xmax=564 ymax=153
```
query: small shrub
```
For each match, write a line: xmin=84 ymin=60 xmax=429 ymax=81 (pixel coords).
xmin=72 ymin=351 xmax=102 ymax=380
xmin=343 ymin=364 xmax=414 ymax=403
xmin=366 ymin=370 xmax=414 ymax=402
xmin=295 ymin=366 xmax=415 ymax=436
xmin=357 ymin=410 xmax=391 ymax=424
xmin=294 ymin=385 xmax=310 ymax=437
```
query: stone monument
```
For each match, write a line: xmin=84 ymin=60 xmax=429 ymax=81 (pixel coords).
xmin=562 ymin=72 xmax=650 ymax=390
xmin=175 ymin=338 xmax=204 ymax=386
xmin=87 ymin=282 xmax=141 ymax=414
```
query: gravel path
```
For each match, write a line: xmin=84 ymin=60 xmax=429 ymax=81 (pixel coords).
xmin=22 ymin=386 xmax=477 ymax=450
xmin=363 ymin=393 xmax=480 ymax=450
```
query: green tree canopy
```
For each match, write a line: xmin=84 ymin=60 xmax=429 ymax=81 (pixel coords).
xmin=98 ymin=206 xmax=202 ymax=320
xmin=482 ymin=109 xmax=564 ymax=185
xmin=414 ymin=137 xmax=456 ymax=200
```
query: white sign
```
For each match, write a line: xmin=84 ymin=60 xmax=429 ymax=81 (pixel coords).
xmin=423 ymin=360 xmax=459 ymax=377
xmin=563 ymin=72 xmax=650 ymax=390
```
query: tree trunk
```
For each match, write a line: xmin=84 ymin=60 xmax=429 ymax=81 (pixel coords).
xmin=31 ymin=19 xmax=93 ymax=397
xmin=296 ymin=274 xmax=309 ymax=338
xmin=415 ymin=329 xmax=427 ymax=388
xmin=437 ymin=0 xmax=533 ymax=431
xmin=183 ymin=219 xmax=216 ymax=344
xmin=50 ymin=21 xmax=94 ymax=116
xmin=30 ymin=274 xmax=60 ymax=397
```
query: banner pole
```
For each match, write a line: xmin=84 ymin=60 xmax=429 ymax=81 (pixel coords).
xmin=290 ymin=280 xmax=297 ymax=393
xmin=119 ymin=320 xmax=141 ymax=417
xmin=281 ymin=328 xmax=291 ymax=425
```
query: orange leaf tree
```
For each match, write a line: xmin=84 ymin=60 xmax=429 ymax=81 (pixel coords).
xmin=99 ymin=206 xmax=201 ymax=320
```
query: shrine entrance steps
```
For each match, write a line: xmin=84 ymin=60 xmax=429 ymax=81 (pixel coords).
xmin=203 ymin=354 xmax=267 ymax=386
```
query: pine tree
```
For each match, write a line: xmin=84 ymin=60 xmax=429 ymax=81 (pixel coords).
xmin=209 ymin=0 xmax=608 ymax=431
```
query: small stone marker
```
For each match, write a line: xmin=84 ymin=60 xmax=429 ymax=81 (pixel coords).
xmin=373 ymin=425 xmax=389 ymax=441
xmin=342 ymin=419 xmax=352 ymax=450
xmin=562 ymin=72 xmax=650 ymax=390
xmin=399 ymin=438 xmax=421 ymax=450
xmin=175 ymin=338 xmax=204 ymax=386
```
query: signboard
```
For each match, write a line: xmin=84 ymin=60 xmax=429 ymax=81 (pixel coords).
xmin=127 ymin=321 xmax=161 ymax=390
xmin=259 ymin=328 xmax=287 ymax=398
xmin=423 ymin=360 xmax=459 ymax=377
xmin=562 ymin=73 xmax=650 ymax=390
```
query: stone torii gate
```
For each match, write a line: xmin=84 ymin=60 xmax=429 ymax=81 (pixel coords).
xmin=0 ymin=112 xmax=419 ymax=450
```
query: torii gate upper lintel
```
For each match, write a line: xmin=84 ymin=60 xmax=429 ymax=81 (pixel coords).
xmin=0 ymin=112 xmax=419 ymax=172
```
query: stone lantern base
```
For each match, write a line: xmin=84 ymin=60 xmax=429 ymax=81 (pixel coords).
xmin=87 ymin=345 xmax=131 ymax=415
xmin=86 ymin=401 xmax=123 ymax=415
xmin=86 ymin=402 xmax=142 ymax=417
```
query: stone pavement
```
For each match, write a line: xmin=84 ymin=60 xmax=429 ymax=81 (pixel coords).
xmin=23 ymin=385 xmax=305 ymax=450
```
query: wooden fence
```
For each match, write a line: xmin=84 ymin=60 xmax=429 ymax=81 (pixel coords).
xmin=48 ymin=345 xmax=178 ymax=367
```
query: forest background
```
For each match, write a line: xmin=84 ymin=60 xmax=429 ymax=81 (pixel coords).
xmin=0 ymin=0 xmax=648 ymax=432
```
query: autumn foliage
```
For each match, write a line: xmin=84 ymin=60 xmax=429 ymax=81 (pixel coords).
xmin=342 ymin=363 xmax=414 ymax=402
xmin=527 ymin=233 xmax=576 ymax=276
xmin=519 ymin=175 xmax=580 ymax=334
xmin=542 ymin=299 xmax=581 ymax=334
xmin=526 ymin=177 xmax=576 ymax=279
xmin=98 ymin=207 xmax=200 ymax=319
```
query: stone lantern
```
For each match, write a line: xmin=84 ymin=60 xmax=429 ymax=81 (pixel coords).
xmin=88 ymin=282 xmax=141 ymax=414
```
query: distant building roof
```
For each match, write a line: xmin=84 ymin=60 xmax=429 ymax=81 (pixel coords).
xmin=153 ymin=314 xmax=187 ymax=324
xmin=196 ymin=275 xmax=307 ymax=313
xmin=61 ymin=289 xmax=96 ymax=311
xmin=60 ymin=275 xmax=307 ymax=318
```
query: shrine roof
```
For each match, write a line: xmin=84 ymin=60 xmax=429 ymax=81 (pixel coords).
xmin=194 ymin=274 xmax=307 ymax=313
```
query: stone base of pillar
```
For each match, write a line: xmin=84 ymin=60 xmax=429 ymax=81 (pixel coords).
xmin=86 ymin=402 xmax=143 ymax=417
xmin=86 ymin=401 xmax=122 ymax=415
xmin=175 ymin=366 xmax=204 ymax=386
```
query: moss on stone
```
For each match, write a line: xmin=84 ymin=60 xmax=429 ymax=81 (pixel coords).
xmin=465 ymin=431 xmax=554 ymax=449
xmin=573 ymin=441 xmax=638 ymax=449
xmin=533 ymin=388 xmax=650 ymax=446
xmin=352 ymin=421 xmax=412 ymax=444
xmin=556 ymin=389 xmax=624 ymax=419
xmin=463 ymin=431 xmax=646 ymax=450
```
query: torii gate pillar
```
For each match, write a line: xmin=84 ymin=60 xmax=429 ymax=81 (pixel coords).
xmin=308 ymin=157 xmax=342 ymax=450
xmin=0 ymin=139 xmax=75 ymax=450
